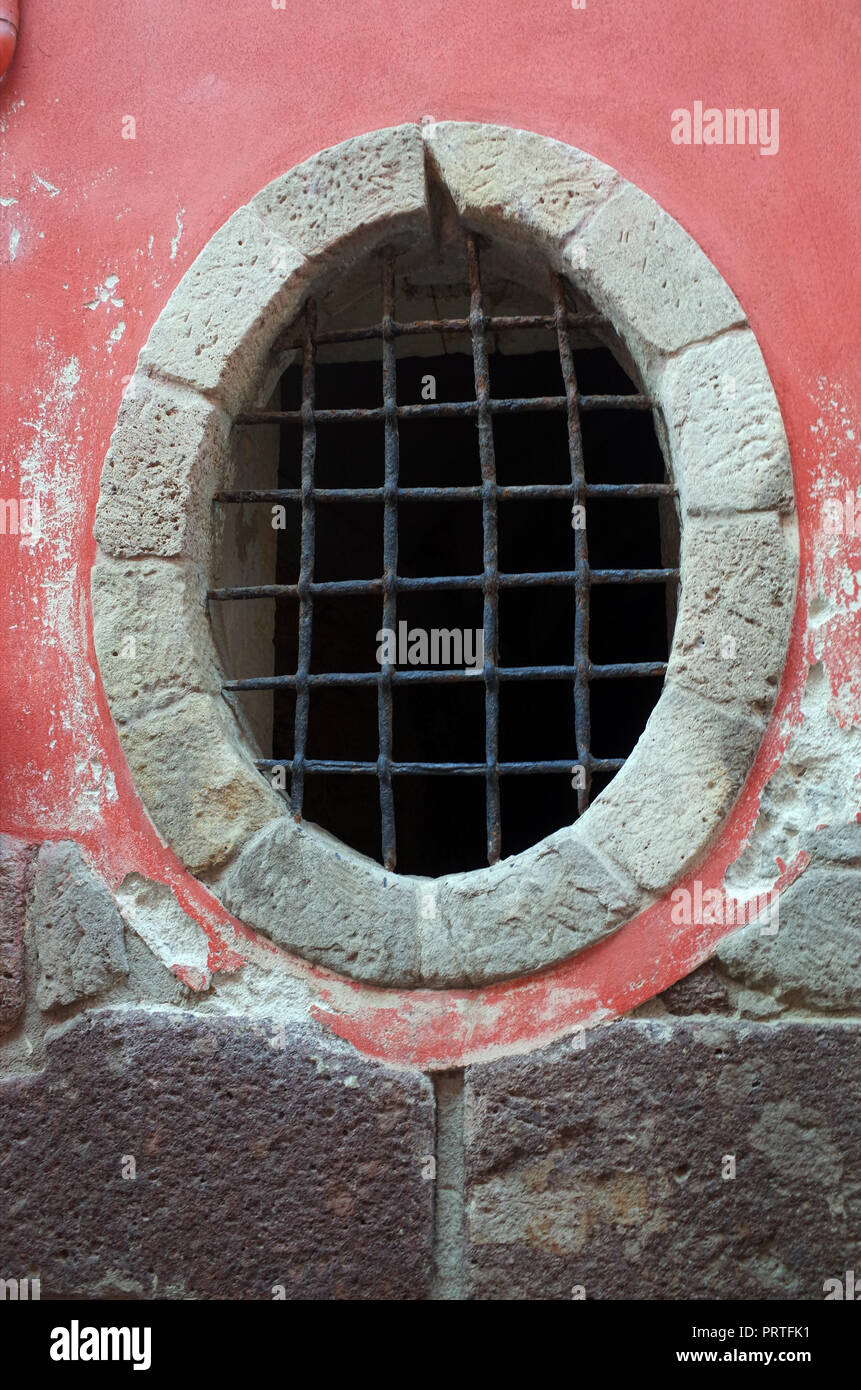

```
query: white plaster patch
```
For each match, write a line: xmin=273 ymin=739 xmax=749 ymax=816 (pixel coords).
xmin=115 ymin=875 xmax=212 ymax=988
xmin=725 ymin=663 xmax=861 ymax=895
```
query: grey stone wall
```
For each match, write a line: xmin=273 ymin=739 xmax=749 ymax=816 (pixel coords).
xmin=0 ymin=827 xmax=857 ymax=1299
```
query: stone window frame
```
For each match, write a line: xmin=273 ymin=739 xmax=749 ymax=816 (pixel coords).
xmin=92 ymin=121 xmax=797 ymax=990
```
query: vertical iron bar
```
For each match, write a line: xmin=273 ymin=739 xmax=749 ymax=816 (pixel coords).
xmin=553 ymin=274 xmax=592 ymax=814
xmin=290 ymin=300 xmax=317 ymax=819
xmin=379 ymin=248 xmax=399 ymax=870
xmin=467 ymin=232 xmax=501 ymax=865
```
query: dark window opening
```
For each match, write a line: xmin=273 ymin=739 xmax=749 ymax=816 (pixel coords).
xmin=213 ymin=235 xmax=680 ymax=877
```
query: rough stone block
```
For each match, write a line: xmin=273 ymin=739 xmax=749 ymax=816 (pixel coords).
xmin=657 ymin=327 xmax=795 ymax=516
xmin=659 ymin=961 xmax=731 ymax=1015
xmin=92 ymin=558 xmax=222 ymax=727
xmin=252 ymin=124 xmax=429 ymax=269
xmin=0 ymin=835 xmax=33 ymax=1034
xmin=0 ymin=1010 xmax=435 ymax=1299
xmin=138 ymin=205 xmax=309 ymax=414
xmin=580 ymin=683 xmax=764 ymax=894
xmin=568 ymin=183 xmax=746 ymax=368
xmin=423 ymin=121 xmax=618 ymax=260
xmin=120 ymin=693 xmax=283 ymax=876
xmin=93 ymin=375 xmax=231 ymax=562
xmin=668 ymin=513 xmax=796 ymax=719
xmin=465 ymin=1019 xmax=861 ymax=1299
xmin=717 ymin=866 xmax=861 ymax=1012
xmin=213 ymin=818 xmax=422 ymax=986
xmin=425 ymin=828 xmax=644 ymax=986
xmin=29 ymin=841 xmax=128 ymax=1010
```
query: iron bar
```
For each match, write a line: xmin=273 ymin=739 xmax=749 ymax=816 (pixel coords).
xmin=273 ymin=309 xmax=607 ymax=351
xmin=256 ymin=758 xmax=627 ymax=776
xmin=554 ymin=273 xmax=592 ymax=813
xmin=235 ymin=394 xmax=651 ymax=426
xmin=288 ymin=300 xmax=317 ymax=820
xmin=224 ymin=662 xmax=668 ymax=692
xmin=468 ymin=232 xmax=501 ymax=865
xmin=216 ymin=482 xmax=678 ymax=503
xmin=209 ymin=568 xmax=679 ymax=601
xmin=378 ymin=249 xmax=399 ymax=870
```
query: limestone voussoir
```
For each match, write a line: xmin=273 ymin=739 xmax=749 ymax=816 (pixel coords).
xmin=579 ymin=682 xmax=765 ymax=894
xmin=212 ymin=817 xmax=422 ymax=986
xmin=668 ymin=512 xmax=797 ymax=719
xmin=138 ymin=205 xmax=310 ymax=415
xmin=92 ymin=556 xmax=222 ymax=728
xmin=657 ymin=327 xmax=795 ymax=516
xmin=423 ymin=829 xmax=645 ymax=986
xmin=251 ymin=124 xmax=429 ymax=270
xmin=423 ymin=120 xmax=619 ymax=263
xmin=120 ymin=693 xmax=283 ymax=875
xmin=94 ymin=373 xmax=231 ymax=563
xmin=565 ymin=182 xmax=747 ymax=375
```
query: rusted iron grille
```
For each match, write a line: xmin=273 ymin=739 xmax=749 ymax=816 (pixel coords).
xmin=209 ymin=232 xmax=680 ymax=871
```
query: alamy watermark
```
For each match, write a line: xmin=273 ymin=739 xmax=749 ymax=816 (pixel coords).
xmin=376 ymin=623 xmax=484 ymax=673
xmin=670 ymin=880 xmax=779 ymax=936
xmin=671 ymin=103 xmax=779 ymax=156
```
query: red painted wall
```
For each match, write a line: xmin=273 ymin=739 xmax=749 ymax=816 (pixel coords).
xmin=1 ymin=0 xmax=858 ymax=1065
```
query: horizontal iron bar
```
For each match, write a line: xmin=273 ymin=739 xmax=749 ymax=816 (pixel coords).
xmin=208 ymin=568 xmax=679 ymax=600
xmin=274 ymin=311 xmax=608 ymax=350
xmin=222 ymin=661 xmax=668 ymax=691
xmin=255 ymin=757 xmax=627 ymax=775
xmin=235 ymin=394 xmax=652 ymax=426
xmin=215 ymin=482 xmax=679 ymax=503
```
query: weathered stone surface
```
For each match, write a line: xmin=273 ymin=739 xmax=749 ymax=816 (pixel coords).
xmin=658 ymin=327 xmax=795 ymax=516
xmin=465 ymin=1019 xmax=861 ymax=1299
xmin=659 ymin=960 xmax=731 ymax=1015
xmin=668 ymin=513 xmax=796 ymax=719
xmin=214 ymin=816 xmax=642 ymax=989
xmin=0 ymin=835 xmax=34 ymax=1034
xmin=138 ymin=205 xmax=309 ymax=415
xmin=213 ymin=817 xmax=422 ymax=986
xmin=425 ymin=828 xmax=644 ymax=986
xmin=423 ymin=121 xmax=618 ymax=260
xmin=252 ymin=124 xmax=429 ymax=268
xmin=717 ymin=866 xmax=861 ymax=1012
xmin=94 ymin=374 xmax=231 ymax=561
xmin=120 ymin=693 xmax=283 ymax=875
xmin=567 ymin=182 xmax=746 ymax=369
xmin=0 ymin=1010 xmax=435 ymax=1299
xmin=92 ymin=558 xmax=221 ymax=727
xmin=580 ymin=683 xmax=764 ymax=894
xmin=29 ymin=842 xmax=128 ymax=1010
xmin=802 ymin=822 xmax=861 ymax=868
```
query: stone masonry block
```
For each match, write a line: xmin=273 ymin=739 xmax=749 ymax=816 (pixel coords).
xmin=465 ymin=1019 xmax=861 ymax=1299
xmin=120 ymin=693 xmax=283 ymax=876
xmin=423 ymin=121 xmax=618 ymax=262
xmin=657 ymin=327 xmax=795 ymax=516
xmin=0 ymin=835 xmax=34 ymax=1034
xmin=93 ymin=375 xmax=232 ymax=562
xmin=29 ymin=841 xmax=128 ymax=1010
xmin=92 ymin=557 xmax=222 ymax=728
xmin=252 ymin=124 xmax=429 ymax=270
xmin=567 ymin=183 xmax=746 ymax=370
xmin=214 ymin=818 xmax=422 ymax=986
xmin=425 ymin=828 xmax=644 ymax=986
xmin=580 ymin=683 xmax=764 ymax=894
xmin=716 ymin=866 xmax=861 ymax=1012
xmin=668 ymin=513 xmax=796 ymax=720
xmin=0 ymin=1011 xmax=435 ymax=1298
xmin=138 ymin=205 xmax=309 ymax=415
